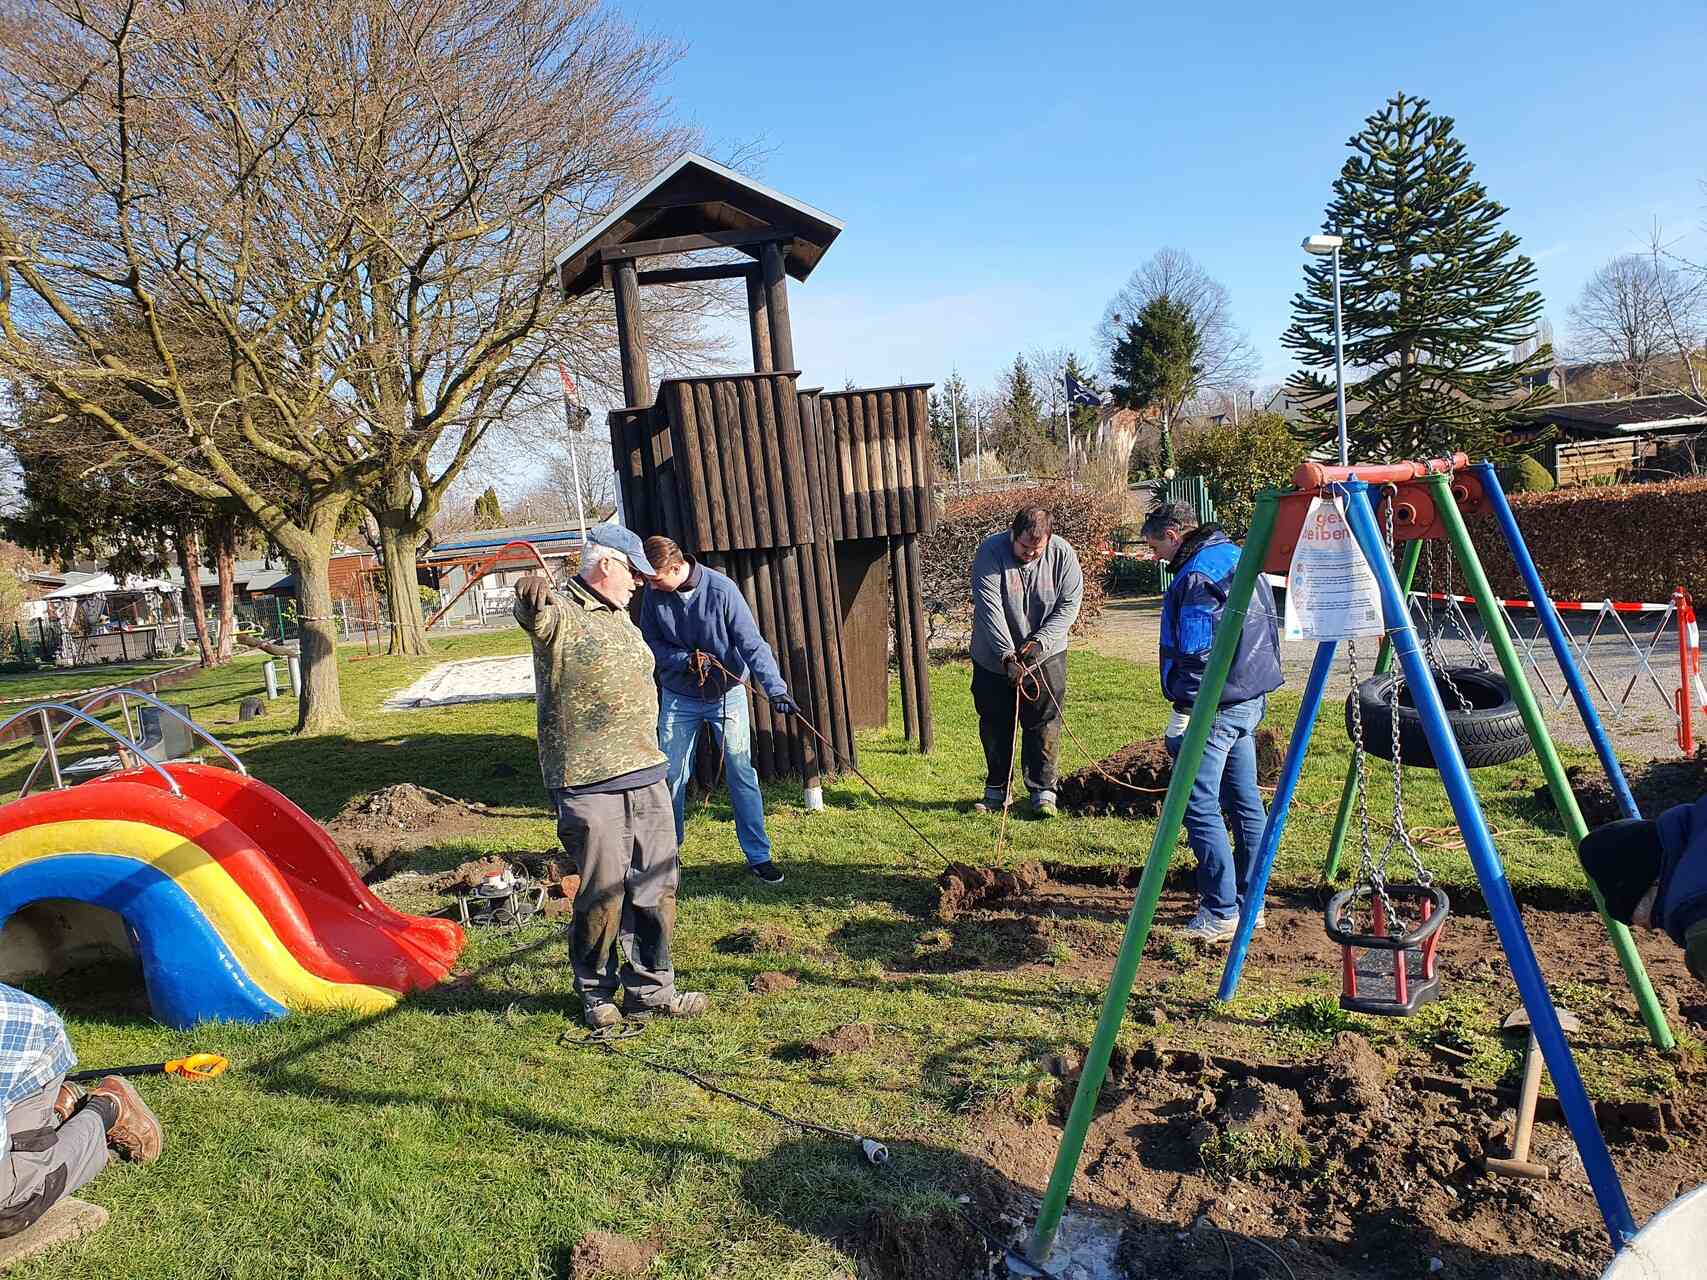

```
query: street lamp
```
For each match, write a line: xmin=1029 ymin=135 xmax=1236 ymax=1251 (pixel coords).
xmin=1302 ymin=233 xmax=1348 ymax=466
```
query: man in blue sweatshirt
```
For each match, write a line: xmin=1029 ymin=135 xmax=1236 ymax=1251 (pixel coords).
xmin=1142 ymin=501 xmax=1283 ymax=943
xmin=638 ymin=536 xmax=797 ymax=885
xmin=1580 ymin=793 xmax=1707 ymax=982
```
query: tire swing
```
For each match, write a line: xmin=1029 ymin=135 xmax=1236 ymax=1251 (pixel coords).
xmin=1326 ymin=505 xmax=1448 ymax=1017
xmin=1344 ymin=539 xmax=1531 ymax=770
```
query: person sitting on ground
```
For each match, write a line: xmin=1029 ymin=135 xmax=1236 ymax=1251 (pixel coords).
xmin=1140 ymin=500 xmax=1283 ymax=944
xmin=968 ymin=506 xmax=1084 ymax=819
xmin=0 ymin=982 xmax=161 ymax=1237
xmin=1579 ymin=792 xmax=1707 ymax=981
xmin=514 ymin=524 xmax=708 ymax=1030
xmin=637 ymin=535 xmax=797 ymax=886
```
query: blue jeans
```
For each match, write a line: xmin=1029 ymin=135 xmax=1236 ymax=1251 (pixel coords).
xmin=1165 ymin=695 xmax=1269 ymax=922
xmin=658 ymin=686 xmax=773 ymax=867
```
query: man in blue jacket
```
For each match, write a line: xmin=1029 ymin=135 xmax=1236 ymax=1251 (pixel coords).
xmin=1580 ymin=794 xmax=1707 ymax=981
xmin=638 ymin=536 xmax=797 ymax=885
xmin=1141 ymin=501 xmax=1283 ymax=943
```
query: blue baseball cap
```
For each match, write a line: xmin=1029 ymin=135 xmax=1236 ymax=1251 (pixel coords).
xmin=585 ymin=524 xmax=656 ymax=576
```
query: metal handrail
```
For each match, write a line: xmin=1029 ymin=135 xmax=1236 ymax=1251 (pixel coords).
xmin=69 ymin=687 xmax=243 ymax=776
xmin=0 ymin=702 xmax=182 ymax=799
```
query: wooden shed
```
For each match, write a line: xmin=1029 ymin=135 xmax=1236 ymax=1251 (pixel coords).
xmin=554 ymin=154 xmax=935 ymax=790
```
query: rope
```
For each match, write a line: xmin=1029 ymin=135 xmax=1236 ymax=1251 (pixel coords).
xmin=696 ymin=654 xmax=953 ymax=869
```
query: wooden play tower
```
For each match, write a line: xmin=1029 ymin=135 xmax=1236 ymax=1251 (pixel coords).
xmin=553 ymin=154 xmax=936 ymax=792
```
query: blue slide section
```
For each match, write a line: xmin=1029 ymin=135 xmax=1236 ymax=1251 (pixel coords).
xmin=0 ymin=854 xmax=287 ymax=1027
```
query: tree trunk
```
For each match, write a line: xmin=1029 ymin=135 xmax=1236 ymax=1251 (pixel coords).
xmin=378 ymin=520 xmax=430 ymax=655
xmin=175 ymin=525 xmax=215 ymax=668
xmin=212 ymin=514 xmax=237 ymax=664
xmin=368 ymin=475 xmax=432 ymax=657
xmin=280 ymin=500 xmax=351 ymax=734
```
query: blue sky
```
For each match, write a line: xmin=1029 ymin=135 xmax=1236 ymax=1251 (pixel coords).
xmin=646 ymin=0 xmax=1707 ymax=399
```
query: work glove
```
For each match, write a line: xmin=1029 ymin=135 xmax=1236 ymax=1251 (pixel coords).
xmin=1003 ymin=654 xmax=1025 ymax=685
xmin=1017 ymin=638 xmax=1043 ymax=667
xmin=770 ymin=693 xmax=799 ymax=718
xmin=515 ymin=575 xmax=553 ymax=612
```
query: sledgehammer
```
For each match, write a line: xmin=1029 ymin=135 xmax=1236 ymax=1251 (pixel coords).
xmin=1483 ymin=1006 xmax=1578 ymax=1180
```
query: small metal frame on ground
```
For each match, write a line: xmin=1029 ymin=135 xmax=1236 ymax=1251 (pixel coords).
xmin=1017 ymin=456 xmax=1658 ymax=1271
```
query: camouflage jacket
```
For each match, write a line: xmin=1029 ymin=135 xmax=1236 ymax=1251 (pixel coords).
xmin=515 ymin=577 xmax=665 ymax=789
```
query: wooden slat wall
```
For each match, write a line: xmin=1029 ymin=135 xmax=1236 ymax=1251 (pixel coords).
xmin=815 ymin=384 xmax=937 ymax=538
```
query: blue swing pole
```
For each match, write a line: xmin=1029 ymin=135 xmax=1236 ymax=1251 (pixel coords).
xmin=1341 ymin=478 xmax=1636 ymax=1249
xmin=1473 ymin=462 xmax=1641 ymax=822
xmin=1218 ymin=636 xmax=1339 ymax=1002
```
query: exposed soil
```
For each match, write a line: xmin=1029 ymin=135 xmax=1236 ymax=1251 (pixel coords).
xmin=750 ymin=971 xmax=799 ymax=995
xmin=563 ymin=1230 xmax=658 ymax=1278
xmin=928 ymin=859 xmax=1707 ymax=1278
xmin=716 ymin=924 xmax=796 ymax=954
xmin=839 ymin=1207 xmax=997 ymax=1280
xmin=1058 ymin=729 xmax=1282 ymax=818
xmin=1553 ymin=745 xmax=1707 ymax=829
xmin=801 ymin=1023 xmax=877 ymax=1060
xmin=324 ymin=783 xmax=504 ymax=878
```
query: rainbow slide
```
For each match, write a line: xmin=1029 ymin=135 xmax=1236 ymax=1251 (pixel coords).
xmin=0 ymin=763 xmax=463 ymax=1028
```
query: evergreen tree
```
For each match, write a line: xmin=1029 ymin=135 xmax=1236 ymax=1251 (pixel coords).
xmin=1109 ymin=295 xmax=1201 ymax=471
xmin=1282 ymin=91 xmax=1553 ymax=462
xmin=472 ymin=486 xmax=506 ymax=530
xmin=995 ymin=355 xmax=1049 ymax=473
xmin=928 ymin=371 xmax=972 ymax=476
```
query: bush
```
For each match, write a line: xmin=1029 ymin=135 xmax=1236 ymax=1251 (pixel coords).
xmin=1466 ymin=476 xmax=1707 ymax=602
xmin=1174 ymin=412 xmax=1307 ymax=538
xmin=917 ymin=484 xmax=1119 ymax=652
xmin=1499 ymin=454 xmax=1555 ymax=493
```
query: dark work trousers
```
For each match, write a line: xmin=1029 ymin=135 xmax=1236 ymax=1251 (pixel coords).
xmin=551 ymin=780 xmax=679 ymax=1012
xmin=971 ymin=651 xmax=1066 ymax=806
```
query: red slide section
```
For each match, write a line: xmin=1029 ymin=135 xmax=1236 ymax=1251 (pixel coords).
xmin=103 ymin=764 xmax=463 ymax=990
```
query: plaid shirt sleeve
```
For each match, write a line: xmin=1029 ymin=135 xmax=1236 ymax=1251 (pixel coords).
xmin=0 ymin=984 xmax=77 ymax=1165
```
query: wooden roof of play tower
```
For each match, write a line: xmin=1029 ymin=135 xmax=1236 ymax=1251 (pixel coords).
xmin=553 ymin=153 xmax=845 ymax=299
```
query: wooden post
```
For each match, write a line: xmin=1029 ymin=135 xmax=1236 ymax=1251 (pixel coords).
xmin=889 ymin=538 xmax=918 ymax=744
xmin=612 ymin=259 xmax=651 ymax=407
xmin=904 ymin=533 xmax=933 ymax=753
xmin=762 ymin=241 xmax=795 ymax=372
xmin=746 ymin=269 xmax=772 ymax=373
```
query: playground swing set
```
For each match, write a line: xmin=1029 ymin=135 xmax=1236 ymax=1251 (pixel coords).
xmin=1009 ymin=454 xmax=1686 ymax=1275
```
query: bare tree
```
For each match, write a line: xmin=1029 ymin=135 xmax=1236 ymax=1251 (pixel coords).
xmin=1096 ymin=249 xmax=1259 ymax=407
xmin=1568 ymin=256 xmax=1699 ymax=395
xmin=0 ymin=0 xmax=692 ymax=729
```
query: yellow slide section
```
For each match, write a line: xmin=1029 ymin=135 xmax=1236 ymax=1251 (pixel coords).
xmin=0 ymin=819 xmax=398 ymax=1017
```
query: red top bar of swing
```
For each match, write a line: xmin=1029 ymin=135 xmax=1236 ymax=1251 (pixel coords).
xmin=1292 ymin=453 xmax=1468 ymax=490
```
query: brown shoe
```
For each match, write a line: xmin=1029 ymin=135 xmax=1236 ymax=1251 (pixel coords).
xmin=88 ymin=1077 xmax=163 ymax=1163
xmin=52 ymin=1081 xmax=85 ymax=1125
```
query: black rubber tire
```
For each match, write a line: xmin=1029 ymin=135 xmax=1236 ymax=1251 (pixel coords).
xmin=1345 ymin=667 xmax=1532 ymax=770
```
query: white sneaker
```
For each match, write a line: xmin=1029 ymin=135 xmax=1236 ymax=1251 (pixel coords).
xmin=1181 ymin=910 xmax=1237 ymax=944
xmin=1252 ymin=910 xmax=1267 ymax=931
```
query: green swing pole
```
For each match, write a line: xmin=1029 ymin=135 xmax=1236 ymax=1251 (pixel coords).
xmin=1428 ymin=472 xmax=1673 ymax=1051
xmin=1020 ymin=493 xmax=1280 ymax=1270
xmin=1321 ymin=536 xmax=1423 ymax=882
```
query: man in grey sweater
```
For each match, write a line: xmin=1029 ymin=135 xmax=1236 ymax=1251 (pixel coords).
xmin=969 ymin=506 xmax=1084 ymax=817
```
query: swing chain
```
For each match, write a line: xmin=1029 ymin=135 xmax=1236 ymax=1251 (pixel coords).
xmin=1421 ymin=538 xmax=1473 ymax=713
xmin=1437 ymin=539 xmax=1491 ymax=673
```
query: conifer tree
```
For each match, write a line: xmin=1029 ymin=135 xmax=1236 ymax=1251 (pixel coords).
xmin=472 ymin=486 xmax=506 ymax=530
xmin=1110 ymin=295 xmax=1200 ymax=471
xmin=996 ymin=355 xmax=1049 ymax=472
xmin=1282 ymin=92 xmax=1552 ymax=462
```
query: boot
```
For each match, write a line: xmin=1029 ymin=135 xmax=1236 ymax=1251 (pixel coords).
xmin=52 ymin=1081 xmax=84 ymax=1125
xmin=88 ymin=1076 xmax=163 ymax=1163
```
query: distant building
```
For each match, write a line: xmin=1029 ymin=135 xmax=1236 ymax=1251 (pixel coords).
xmin=1512 ymin=393 xmax=1707 ymax=484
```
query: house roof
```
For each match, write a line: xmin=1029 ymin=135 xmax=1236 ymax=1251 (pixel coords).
xmin=552 ymin=153 xmax=843 ymax=299
xmin=1518 ymin=393 xmax=1707 ymax=435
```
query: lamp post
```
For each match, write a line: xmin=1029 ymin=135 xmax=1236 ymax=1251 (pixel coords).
xmin=1302 ymin=234 xmax=1348 ymax=466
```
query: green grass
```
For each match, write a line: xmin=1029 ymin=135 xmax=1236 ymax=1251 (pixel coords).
xmin=0 ymin=658 xmax=191 ymax=704
xmin=0 ymin=634 xmax=1648 ymax=1277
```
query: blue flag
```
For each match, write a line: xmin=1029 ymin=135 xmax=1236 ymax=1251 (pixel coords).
xmin=1065 ymin=371 xmax=1103 ymax=407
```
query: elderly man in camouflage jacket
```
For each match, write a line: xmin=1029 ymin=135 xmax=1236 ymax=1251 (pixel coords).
xmin=515 ymin=525 xmax=708 ymax=1030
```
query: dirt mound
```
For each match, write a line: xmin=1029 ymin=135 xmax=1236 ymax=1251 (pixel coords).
xmin=1058 ymin=728 xmax=1282 ymax=817
xmin=564 ymin=1230 xmax=657 ymax=1278
xmin=332 ymin=783 xmax=490 ymax=830
xmin=1550 ymin=747 xmax=1707 ymax=829
xmin=934 ymin=860 xmax=1048 ymax=921
xmin=802 ymin=1023 xmax=876 ymax=1059
xmin=1303 ymin=1032 xmax=1390 ymax=1117
xmin=750 ymin=971 xmax=798 ymax=995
